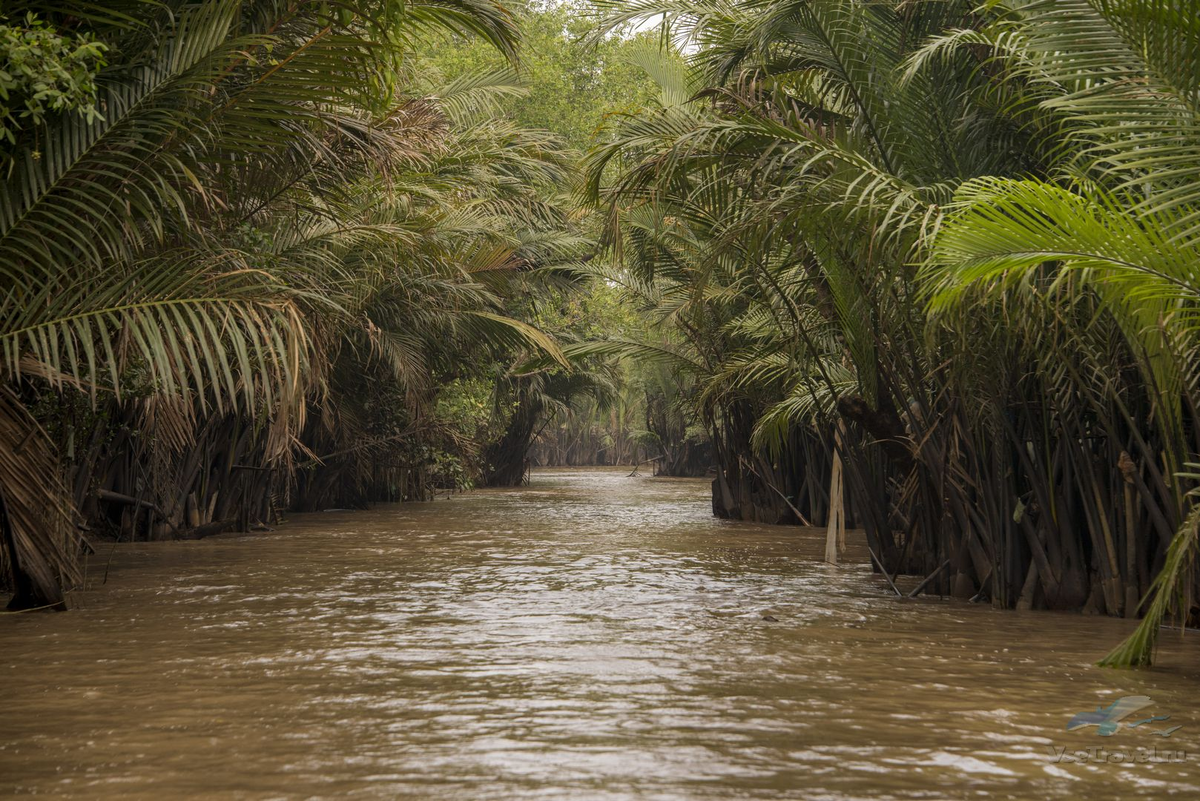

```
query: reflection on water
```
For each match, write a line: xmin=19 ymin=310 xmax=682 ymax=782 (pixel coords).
xmin=2 ymin=467 xmax=1199 ymax=798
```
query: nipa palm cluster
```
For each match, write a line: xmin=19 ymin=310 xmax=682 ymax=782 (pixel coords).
xmin=584 ymin=0 xmax=1200 ymax=666
xmin=0 ymin=0 xmax=583 ymax=610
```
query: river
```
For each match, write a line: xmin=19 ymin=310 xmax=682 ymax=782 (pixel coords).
xmin=3 ymin=467 xmax=1199 ymax=798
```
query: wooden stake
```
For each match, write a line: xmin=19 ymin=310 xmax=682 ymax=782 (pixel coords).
xmin=825 ymin=448 xmax=843 ymax=565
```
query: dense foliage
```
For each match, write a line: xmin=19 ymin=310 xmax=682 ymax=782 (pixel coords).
xmin=583 ymin=0 xmax=1200 ymax=666
xmin=0 ymin=0 xmax=589 ymax=609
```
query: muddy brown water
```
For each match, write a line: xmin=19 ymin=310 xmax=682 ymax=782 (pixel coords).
xmin=2 ymin=467 xmax=1199 ymax=799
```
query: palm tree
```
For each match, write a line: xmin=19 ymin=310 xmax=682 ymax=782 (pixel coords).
xmin=586 ymin=0 xmax=1200 ymax=665
xmin=922 ymin=0 xmax=1200 ymax=666
xmin=0 ymin=0 xmax=577 ymax=608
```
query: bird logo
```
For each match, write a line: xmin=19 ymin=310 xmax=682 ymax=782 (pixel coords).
xmin=1067 ymin=696 xmax=1182 ymax=738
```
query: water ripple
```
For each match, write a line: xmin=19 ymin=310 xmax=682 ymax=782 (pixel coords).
xmin=2 ymin=468 xmax=1199 ymax=799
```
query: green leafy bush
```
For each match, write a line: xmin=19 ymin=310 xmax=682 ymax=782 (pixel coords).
xmin=0 ymin=14 xmax=106 ymax=151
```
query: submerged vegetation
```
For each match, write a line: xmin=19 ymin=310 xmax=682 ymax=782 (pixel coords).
xmin=3 ymin=0 xmax=1200 ymax=668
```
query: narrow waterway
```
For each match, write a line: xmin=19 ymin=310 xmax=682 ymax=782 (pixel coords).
xmin=3 ymin=468 xmax=1199 ymax=798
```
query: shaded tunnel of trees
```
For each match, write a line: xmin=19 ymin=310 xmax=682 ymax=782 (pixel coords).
xmin=3 ymin=0 xmax=1200 ymax=668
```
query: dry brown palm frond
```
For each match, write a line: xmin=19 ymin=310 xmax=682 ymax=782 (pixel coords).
xmin=0 ymin=387 xmax=79 ymax=609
